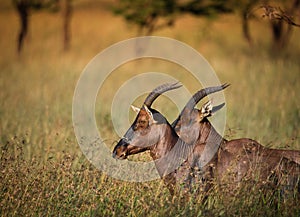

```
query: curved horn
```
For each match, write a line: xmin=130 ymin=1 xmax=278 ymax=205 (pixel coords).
xmin=144 ymin=82 xmax=182 ymax=107
xmin=185 ymin=83 xmax=230 ymax=110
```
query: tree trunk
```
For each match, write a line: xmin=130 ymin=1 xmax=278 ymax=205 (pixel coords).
xmin=242 ymin=10 xmax=252 ymax=45
xmin=270 ymin=0 xmax=300 ymax=51
xmin=62 ymin=0 xmax=72 ymax=51
xmin=15 ymin=1 xmax=30 ymax=53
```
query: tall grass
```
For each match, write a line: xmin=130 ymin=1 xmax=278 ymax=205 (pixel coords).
xmin=0 ymin=2 xmax=299 ymax=216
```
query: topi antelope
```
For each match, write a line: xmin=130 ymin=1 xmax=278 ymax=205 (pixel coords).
xmin=112 ymin=83 xmax=300 ymax=197
xmin=112 ymin=83 xmax=232 ymax=195
xmin=171 ymin=84 xmax=300 ymax=196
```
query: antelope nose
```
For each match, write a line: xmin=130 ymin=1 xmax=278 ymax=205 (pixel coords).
xmin=112 ymin=149 xmax=127 ymax=160
xmin=112 ymin=149 xmax=121 ymax=159
xmin=112 ymin=151 xmax=117 ymax=159
xmin=112 ymin=147 xmax=120 ymax=159
xmin=112 ymin=138 xmax=128 ymax=159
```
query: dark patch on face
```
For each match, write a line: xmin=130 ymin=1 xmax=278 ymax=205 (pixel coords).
xmin=112 ymin=138 xmax=129 ymax=159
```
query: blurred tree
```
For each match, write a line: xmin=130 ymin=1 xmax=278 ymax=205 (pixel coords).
xmin=234 ymin=0 xmax=300 ymax=50
xmin=229 ymin=0 xmax=260 ymax=45
xmin=177 ymin=0 xmax=231 ymax=16
xmin=113 ymin=0 xmax=231 ymax=35
xmin=113 ymin=0 xmax=176 ymax=35
xmin=12 ymin=0 xmax=72 ymax=53
xmin=61 ymin=0 xmax=72 ymax=51
xmin=261 ymin=1 xmax=300 ymax=50
xmin=13 ymin=0 xmax=30 ymax=53
xmin=13 ymin=0 xmax=33 ymax=53
xmin=113 ymin=0 xmax=299 ymax=51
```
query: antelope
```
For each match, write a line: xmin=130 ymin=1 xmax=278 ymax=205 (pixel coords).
xmin=112 ymin=83 xmax=234 ymax=195
xmin=112 ymin=83 xmax=300 ymax=197
xmin=171 ymin=84 xmax=300 ymax=195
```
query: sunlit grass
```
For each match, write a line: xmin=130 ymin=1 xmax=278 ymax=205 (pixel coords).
xmin=0 ymin=1 xmax=299 ymax=216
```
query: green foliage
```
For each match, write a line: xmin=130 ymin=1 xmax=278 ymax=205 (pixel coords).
xmin=12 ymin=0 xmax=60 ymax=11
xmin=113 ymin=0 xmax=232 ymax=34
xmin=178 ymin=0 xmax=232 ymax=16
xmin=114 ymin=0 xmax=177 ymax=34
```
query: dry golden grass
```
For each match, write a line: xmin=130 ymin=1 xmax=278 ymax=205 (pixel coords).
xmin=0 ymin=1 xmax=299 ymax=216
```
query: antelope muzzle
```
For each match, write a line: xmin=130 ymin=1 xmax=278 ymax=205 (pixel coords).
xmin=112 ymin=138 xmax=129 ymax=160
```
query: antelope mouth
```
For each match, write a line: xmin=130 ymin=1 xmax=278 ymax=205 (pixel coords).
xmin=112 ymin=137 xmax=130 ymax=160
xmin=113 ymin=152 xmax=127 ymax=160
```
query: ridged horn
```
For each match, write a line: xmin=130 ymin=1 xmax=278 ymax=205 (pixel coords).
xmin=185 ymin=83 xmax=230 ymax=110
xmin=144 ymin=82 xmax=182 ymax=107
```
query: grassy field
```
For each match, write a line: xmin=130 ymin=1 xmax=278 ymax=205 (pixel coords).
xmin=0 ymin=1 xmax=300 ymax=216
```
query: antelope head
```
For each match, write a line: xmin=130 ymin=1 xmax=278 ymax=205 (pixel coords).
xmin=112 ymin=105 xmax=170 ymax=159
xmin=172 ymin=84 xmax=229 ymax=144
xmin=112 ymin=82 xmax=182 ymax=160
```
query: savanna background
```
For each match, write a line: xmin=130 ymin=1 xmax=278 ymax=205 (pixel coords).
xmin=0 ymin=0 xmax=299 ymax=216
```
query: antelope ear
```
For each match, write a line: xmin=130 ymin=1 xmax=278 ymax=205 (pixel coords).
xmin=131 ymin=105 xmax=140 ymax=114
xmin=200 ymin=101 xmax=225 ymax=119
xmin=143 ymin=105 xmax=157 ymax=124
xmin=200 ymin=100 xmax=213 ymax=118
xmin=211 ymin=102 xmax=225 ymax=114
